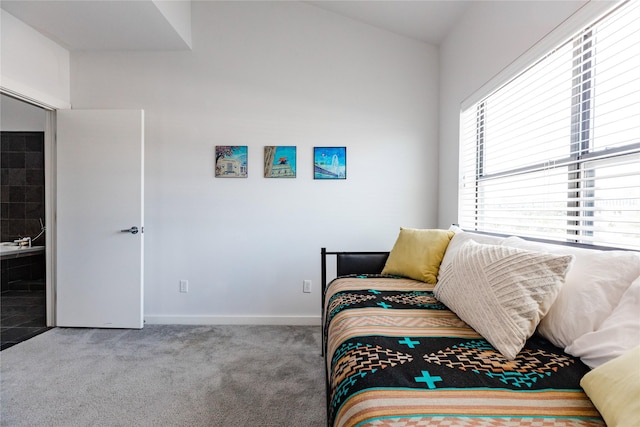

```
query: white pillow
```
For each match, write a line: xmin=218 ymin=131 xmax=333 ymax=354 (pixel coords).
xmin=566 ymin=275 xmax=640 ymax=369
xmin=501 ymin=236 xmax=640 ymax=349
xmin=438 ymin=230 xmax=506 ymax=283
xmin=434 ymin=240 xmax=573 ymax=360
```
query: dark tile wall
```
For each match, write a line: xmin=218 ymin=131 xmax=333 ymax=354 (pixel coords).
xmin=1 ymin=132 xmax=45 ymax=244
xmin=1 ymin=254 xmax=46 ymax=291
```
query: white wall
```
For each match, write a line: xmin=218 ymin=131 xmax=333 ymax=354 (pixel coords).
xmin=437 ymin=1 xmax=593 ymax=228
xmin=0 ymin=10 xmax=70 ymax=109
xmin=70 ymin=1 xmax=439 ymax=324
xmin=1 ymin=94 xmax=46 ymax=131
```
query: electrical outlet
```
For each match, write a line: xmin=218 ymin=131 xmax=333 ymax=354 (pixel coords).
xmin=303 ymin=280 xmax=312 ymax=293
xmin=179 ymin=280 xmax=188 ymax=293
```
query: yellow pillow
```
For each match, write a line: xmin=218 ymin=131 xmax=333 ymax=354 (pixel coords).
xmin=381 ymin=227 xmax=454 ymax=283
xmin=580 ymin=345 xmax=640 ymax=427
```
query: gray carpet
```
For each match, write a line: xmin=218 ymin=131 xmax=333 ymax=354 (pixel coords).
xmin=0 ymin=325 xmax=326 ymax=426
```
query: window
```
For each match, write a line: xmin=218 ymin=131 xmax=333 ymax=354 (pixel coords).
xmin=459 ymin=0 xmax=640 ymax=250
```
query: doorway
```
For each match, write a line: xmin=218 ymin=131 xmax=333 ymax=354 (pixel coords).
xmin=0 ymin=94 xmax=51 ymax=350
xmin=1 ymin=91 xmax=145 ymax=333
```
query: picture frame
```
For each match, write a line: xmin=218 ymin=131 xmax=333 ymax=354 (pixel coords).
xmin=264 ymin=146 xmax=296 ymax=178
xmin=314 ymin=147 xmax=346 ymax=179
xmin=215 ymin=146 xmax=248 ymax=178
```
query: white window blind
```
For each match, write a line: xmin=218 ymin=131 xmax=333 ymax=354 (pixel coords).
xmin=459 ymin=0 xmax=640 ymax=250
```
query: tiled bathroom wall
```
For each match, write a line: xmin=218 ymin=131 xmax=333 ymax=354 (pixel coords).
xmin=1 ymin=131 xmax=45 ymax=243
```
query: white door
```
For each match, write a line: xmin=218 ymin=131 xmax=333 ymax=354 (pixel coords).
xmin=56 ymin=109 xmax=144 ymax=328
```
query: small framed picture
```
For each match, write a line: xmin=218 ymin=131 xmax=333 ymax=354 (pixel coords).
xmin=264 ymin=146 xmax=296 ymax=178
xmin=314 ymin=147 xmax=346 ymax=179
xmin=215 ymin=146 xmax=248 ymax=178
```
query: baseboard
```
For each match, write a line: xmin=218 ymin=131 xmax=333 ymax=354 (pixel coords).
xmin=144 ymin=315 xmax=321 ymax=326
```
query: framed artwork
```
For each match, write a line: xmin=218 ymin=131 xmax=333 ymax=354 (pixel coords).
xmin=215 ymin=146 xmax=248 ymax=178
xmin=264 ymin=146 xmax=296 ymax=178
xmin=314 ymin=147 xmax=346 ymax=179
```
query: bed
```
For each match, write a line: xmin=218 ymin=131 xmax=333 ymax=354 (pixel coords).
xmin=321 ymin=247 xmax=605 ymax=427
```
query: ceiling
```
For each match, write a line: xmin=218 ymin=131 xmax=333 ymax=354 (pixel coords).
xmin=1 ymin=0 xmax=471 ymax=51
xmin=0 ymin=0 xmax=191 ymax=51
xmin=307 ymin=1 xmax=470 ymax=45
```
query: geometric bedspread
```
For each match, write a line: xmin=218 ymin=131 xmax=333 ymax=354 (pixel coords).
xmin=324 ymin=275 xmax=605 ymax=427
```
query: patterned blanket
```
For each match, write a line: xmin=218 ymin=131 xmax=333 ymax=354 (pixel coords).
xmin=324 ymin=275 xmax=604 ymax=427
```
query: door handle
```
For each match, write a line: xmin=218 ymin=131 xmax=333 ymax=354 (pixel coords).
xmin=120 ymin=226 xmax=139 ymax=234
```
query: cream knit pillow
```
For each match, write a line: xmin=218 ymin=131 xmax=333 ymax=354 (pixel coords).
xmin=434 ymin=240 xmax=573 ymax=360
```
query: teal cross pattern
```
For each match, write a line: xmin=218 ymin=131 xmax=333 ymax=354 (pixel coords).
xmin=398 ymin=337 xmax=420 ymax=348
xmin=376 ymin=302 xmax=392 ymax=309
xmin=414 ymin=370 xmax=442 ymax=389
xmin=368 ymin=289 xmax=381 ymax=294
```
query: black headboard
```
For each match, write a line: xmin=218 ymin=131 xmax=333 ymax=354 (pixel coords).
xmin=321 ymin=248 xmax=389 ymax=292
xmin=337 ymin=252 xmax=389 ymax=276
